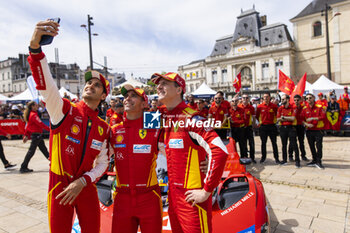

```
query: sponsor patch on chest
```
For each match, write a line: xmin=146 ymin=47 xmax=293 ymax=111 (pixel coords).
xmin=65 ymin=135 xmax=81 ymax=144
xmin=133 ymin=144 xmax=151 ymax=153
xmin=91 ymin=139 xmax=103 ymax=150
xmin=168 ymin=139 xmax=184 ymax=149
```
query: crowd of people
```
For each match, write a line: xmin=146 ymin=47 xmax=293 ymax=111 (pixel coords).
xmin=1 ymin=18 xmax=349 ymax=233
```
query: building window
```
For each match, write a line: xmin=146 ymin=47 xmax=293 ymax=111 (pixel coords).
xmin=262 ymin=62 xmax=269 ymax=80
xmin=190 ymin=73 xmax=193 ymax=80
xmin=2 ymin=85 xmax=5 ymax=92
xmin=196 ymin=83 xmax=200 ymax=89
xmin=8 ymin=84 xmax=10 ymax=92
xmin=222 ymin=69 xmax=227 ymax=83
xmin=190 ymin=84 xmax=194 ymax=92
xmin=14 ymin=85 xmax=16 ymax=92
xmin=7 ymin=72 xmax=10 ymax=80
xmin=212 ymin=70 xmax=217 ymax=83
xmin=275 ymin=60 xmax=283 ymax=79
xmin=313 ymin=21 xmax=322 ymax=37
xmin=196 ymin=71 xmax=199 ymax=78
xmin=2 ymin=73 xmax=3 ymax=80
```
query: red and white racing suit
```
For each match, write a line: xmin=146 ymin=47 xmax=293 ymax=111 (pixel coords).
xmin=28 ymin=52 xmax=109 ymax=233
xmin=162 ymin=101 xmax=228 ymax=233
xmin=110 ymin=116 xmax=162 ymax=233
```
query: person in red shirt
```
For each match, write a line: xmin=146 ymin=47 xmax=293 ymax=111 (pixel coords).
xmin=20 ymin=101 xmax=50 ymax=173
xmin=229 ymin=97 xmax=245 ymax=158
xmin=302 ymin=93 xmax=326 ymax=169
xmin=152 ymin=72 xmax=228 ymax=233
xmin=316 ymin=92 xmax=328 ymax=111
xmin=0 ymin=128 xmax=16 ymax=169
xmin=256 ymin=93 xmax=280 ymax=164
xmin=110 ymin=85 xmax=162 ymax=233
xmin=196 ymin=99 xmax=209 ymax=118
xmin=109 ymin=103 xmax=124 ymax=126
xmin=187 ymin=94 xmax=198 ymax=110
xmin=289 ymin=95 xmax=308 ymax=162
xmin=277 ymin=95 xmax=300 ymax=167
xmin=208 ymin=91 xmax=229 ymax=140
xmin=106 ymin=98 xmax=117 ymax=123
xmin=148 ymin=99 xmax=159 ymax=112
xmin=28 ymin=20 xmax=110 ymax=233
xmin=238 ymin=94 xmax=256 ymax=163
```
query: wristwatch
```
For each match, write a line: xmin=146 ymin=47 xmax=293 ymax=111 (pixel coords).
xmin=28 ymin=46 xmax=42 ymax=53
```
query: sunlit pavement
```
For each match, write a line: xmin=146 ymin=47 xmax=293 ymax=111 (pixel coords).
xmin=0 ymin=136 xmax=349 ymax=233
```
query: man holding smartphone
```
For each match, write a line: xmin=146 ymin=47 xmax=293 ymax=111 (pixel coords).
xmin=27 ymin=19 xmax=109 ymax=233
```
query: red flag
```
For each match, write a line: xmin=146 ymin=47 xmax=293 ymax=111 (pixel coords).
xmin=290 ymin=73 xmax=307 ymax=104
xmin=233 ymin=72 xmax=241 ymax=93
xmin=278 ymin=70 xmax=295 ymax=95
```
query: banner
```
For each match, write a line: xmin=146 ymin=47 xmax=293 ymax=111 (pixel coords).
xmin=291 ymin=73 xmax=307 ymax=104
xmin=0 ymin=119 xmax=25 ymax=135
xmin=278 ymin=70 xmax=295 ymax=95
xmin=233 ymin=72 xmax=241 ymax=93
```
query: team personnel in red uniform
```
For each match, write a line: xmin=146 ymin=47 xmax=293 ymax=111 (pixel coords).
xmin=152 ymin=72 xmax=228 ymax=233
xmin=109 ymin=103 xmax=124 ymax=126
xmin=0 ymin=128 xmax=16 ymax=169
xmin=316 ymin=93 xmax=328 ymax=111
xmin=110 ymin=85 xmax=162 ymax=233
xmin=256 ymin=93 xmax=280 ymax=164
xmin=228 ymin=97 xmax=245 ymax=158
xmin=196 ymin=99 xmax=209 ymax=118
xmin=238 ymin=94 xmax=256 ymax=163
xmin=20 ymin=101 xmax=50 ymax=173
xmin=277 ymin=95 xmax=300 ymax=167
xmin=289 ymin=95 xmax=308 ymax=162
xmin=106 ymin=98 xmax=117 ymax=123
xmin=148 ymin=99 xmax=160 ymax=112
xmin=28 ymin=20 xmax=109 ymax=233
xmin=208 ymin=91 xmax=229 ymax=140
xmin=187 ymin=94 xmax=198 ymax=110
xmin=302 ymin=93 xmax=326 ymax=169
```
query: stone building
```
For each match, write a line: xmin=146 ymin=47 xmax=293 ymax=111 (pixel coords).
xmin=178 ymin=7 xmax=295 ymax=96
xmin=291 ymin=0 xmax=350 ymax=84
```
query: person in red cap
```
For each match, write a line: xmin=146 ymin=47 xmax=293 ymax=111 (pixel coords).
xmin=109 ymin=102 xmax=124 ymax=126
xmin=152 ymin=72 xmax=228 ymax=233
xmin=27 ymin=19 xmax=110 ymax=233
xmin=110 ymin=84 xmax=163 ymax=233
xmin=316 ymin=92 xmax=328 ymax=111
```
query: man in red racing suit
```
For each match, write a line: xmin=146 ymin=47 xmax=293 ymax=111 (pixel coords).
xmin=110 ymin=84 xmax=163 ymax=233
xmin=152 ymin=72 xmax=228 ymax=233
xmin=27 ymin=20 xmax=109 ymax=233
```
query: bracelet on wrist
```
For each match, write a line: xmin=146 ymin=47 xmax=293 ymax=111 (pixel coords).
xmin=28 ymin=46 xmax=42 ymax=53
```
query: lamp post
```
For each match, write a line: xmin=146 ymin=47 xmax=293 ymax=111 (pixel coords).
xmin=81 ymin=15 xmax=98 ymax=70
xmin=322 ymin=3 xmax=341 ymax=80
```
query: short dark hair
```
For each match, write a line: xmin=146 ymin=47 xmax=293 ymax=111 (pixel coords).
xmin=216 ymin=91 xmax=224 ymax=96
xmin=283 ymin=94 xmax=290 ymax=99
xmin=263 ymin=93 xmax=271 ymax=97
xmin=306 ymin=93 xmax=315 ymax=98
xmin=294 ymin=94 xmax=301 ymax=99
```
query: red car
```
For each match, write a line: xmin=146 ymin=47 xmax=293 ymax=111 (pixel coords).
xmin=72 ymin=138 xmax=270 ymax=233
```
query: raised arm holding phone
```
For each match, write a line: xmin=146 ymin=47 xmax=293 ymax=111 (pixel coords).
xmin=28 ymin=19 xmax=110 ymax=233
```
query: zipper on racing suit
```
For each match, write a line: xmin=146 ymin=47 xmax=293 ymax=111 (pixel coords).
xmin=80 ymin=118 xmax=92 ymax=165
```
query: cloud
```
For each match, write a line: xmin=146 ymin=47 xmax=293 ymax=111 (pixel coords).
xmin=0 ymin=0 xmax=308 ymax=80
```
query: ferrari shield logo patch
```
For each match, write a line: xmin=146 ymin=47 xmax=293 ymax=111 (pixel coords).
xmin=139 ymin=129 xmax=147 ymax=139
xmin=98 ymin=126 xmax=104 ymax=136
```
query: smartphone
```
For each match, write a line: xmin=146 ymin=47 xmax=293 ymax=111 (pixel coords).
xmin=39 ymin=18 xmax=60 ymax=46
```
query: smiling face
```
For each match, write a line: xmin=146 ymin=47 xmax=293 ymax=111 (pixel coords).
xmin=263 ymin=94 xmax=270 ymax=104
xmin=82 ymin=78 xmax=106 ymax=102
xmin=156 ymin=78 xmax=182 ymax=105
xmin=123 ymin=90 xmax=146 ymax=115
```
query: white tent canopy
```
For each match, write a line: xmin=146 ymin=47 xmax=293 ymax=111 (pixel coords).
xmin=115 ymin=78 xmax=149 ymax=88
xmin=0 ymin=93 xmax=9 ymax=101
xmin=59 ymin=87 xmax=78 ymax=100
xmin=308 ymin=75 xmax=344 ymax=98
xmin=191 ymin=83 xmax=216 ymax=98
xmin=9 ymin=89 xmax=35 ymax=101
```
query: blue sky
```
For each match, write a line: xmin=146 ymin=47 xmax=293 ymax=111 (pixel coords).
xmin=0 ymin=0 xmax=310 ymax=79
